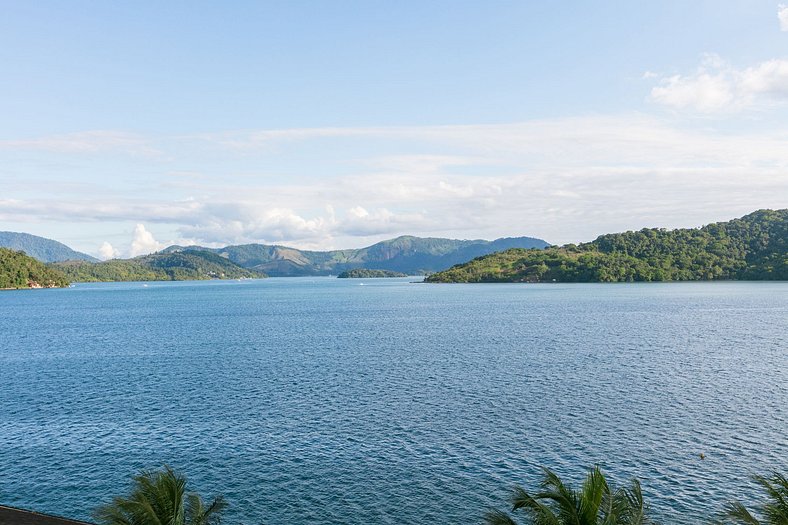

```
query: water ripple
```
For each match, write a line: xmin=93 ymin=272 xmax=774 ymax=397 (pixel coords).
xmin=0 ymin=280 xmax=786 ymax=524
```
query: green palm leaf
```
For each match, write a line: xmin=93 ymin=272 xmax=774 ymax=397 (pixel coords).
xmin=720 ymin=472 xmax=788 ymax=525
xmin=485 ymin=466 xmax=655 ymax=525
xmin=94 ymin=466 xmax=226 ymax=525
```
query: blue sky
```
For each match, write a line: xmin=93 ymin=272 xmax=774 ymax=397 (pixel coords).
xmin=1 ymin=1 xmax=787 ymax=257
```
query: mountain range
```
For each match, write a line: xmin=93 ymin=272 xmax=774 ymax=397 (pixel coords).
xmin=161 ymin=235 xmax=550 ymax=276
xmin=0 ymin=232 xmax=549 ymax=282
xmin=0 ymin=231 xmax=97 ymax=263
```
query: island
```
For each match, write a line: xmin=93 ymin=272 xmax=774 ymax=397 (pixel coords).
xmin=0 ymin=248 xmax=69 ymax=289
xmin=426 ymin=209 xmax=787 ymax=283
xmin=337 ymin=269 xmax=408 ymax=278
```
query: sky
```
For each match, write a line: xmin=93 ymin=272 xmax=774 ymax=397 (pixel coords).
xmin=1 ymin=1 xmax=787 ymax=258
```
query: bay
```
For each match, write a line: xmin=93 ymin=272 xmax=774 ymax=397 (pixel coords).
xmin=0 ymin=278 xmax=786 ymax=524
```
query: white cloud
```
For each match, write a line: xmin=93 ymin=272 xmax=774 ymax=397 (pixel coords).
xmin=177 ymin=206 xmax=335 ymax=245
xmin=340 ymin=206 xmax=429 ymax=236
xmin=364 ymin=154 xmax=484 ymax=175
xmin=348 ymin=206 xmax=369 ymax=219
xmin=2 ymin=116 xmax=788 ymax=247
xmin=650 ymin=54 xmax=788 ymax=112
xmin=98 ymin=241 xmax=120 ymax=260
xmin=129 ymin=224 xmax=164 ymax=257
xmin=0 ymin=131 xmax=158 ymax=156
xmin=651 ymin=73 xmax=736 ymax=112
xmin=779 ymin=4 xmax=788 ymax=31
xmin=740 ymin=58 xmax=788 ymax=94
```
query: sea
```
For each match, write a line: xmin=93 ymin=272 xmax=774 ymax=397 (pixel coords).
xmin=0 ymin=278 xmax=786 ymax=524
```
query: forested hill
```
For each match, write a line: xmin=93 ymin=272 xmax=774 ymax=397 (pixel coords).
xmin=0 ymin=248 xmax=70 ymax=289
xmin=426 ymin=210 xmax=788 ymax=283
xmin=52 ymin=250 xmax=266 ymax=282
xmin=0 ymin=231 xmax=97 ymax=262
xmin=162 ymin=235 xmax=549 ymax=276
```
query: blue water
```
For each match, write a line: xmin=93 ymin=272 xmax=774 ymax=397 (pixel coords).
xmin=0 ymin=278 xmax=786 ymax=524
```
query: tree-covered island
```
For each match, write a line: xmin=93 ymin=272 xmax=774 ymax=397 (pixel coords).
xmin=0 ymin=248 xmax=70 ymax=289
xmin=426 ymin=209 xmax=787 ymax=283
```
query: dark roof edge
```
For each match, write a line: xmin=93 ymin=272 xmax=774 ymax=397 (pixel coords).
xmin=0 ymin=504 xmax=94 ymax=525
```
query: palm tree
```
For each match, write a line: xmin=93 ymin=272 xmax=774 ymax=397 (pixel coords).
xmin=94 ymin=466 xmax=227 ymax=525
xmin=485 ymin=466 xmax=655 ymax=525
xmin=718 ymin=472 xmax=788 ymax=524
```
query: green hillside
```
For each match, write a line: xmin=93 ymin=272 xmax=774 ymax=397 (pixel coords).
xmin=0 ymin=248 xmax=70 ymax=289
xmin=426 ymin=209 xmax=788 ymax=283
xmin=163 ymin=235 xmax=549 ymax=276
xmin=0 ymin=231 xmax=97 ymax=262
xmin=52 ymin=250 xmax=266 ymax=282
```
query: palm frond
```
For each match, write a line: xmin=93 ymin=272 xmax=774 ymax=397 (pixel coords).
xmin=578 ymin=466 xmax=609 ymax=523
xmin=484 ymin=508 xmax=519 ymax=525
xmin=490 ymin=466 xmax=654 ymax=525
xmin=538 ymin=468 xmax=581 ymax=524
xmin=510 ymin=485 xmax=560 ymax=525
xmin=619 ymin=479 xmax=655 ymax=525
xmin=755 ymin=473 xmax=788 ymax=525
xmin=188 ymin=494 xmax=227 ymax=525
xmin=722 ymin=501 xmax=762 ymax=525
xmin=94 ymin=466 xmax=225 ymax=525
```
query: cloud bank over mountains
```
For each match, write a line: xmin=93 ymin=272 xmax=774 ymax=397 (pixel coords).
xmin=2 ymin=113 xmax=787 ymax=257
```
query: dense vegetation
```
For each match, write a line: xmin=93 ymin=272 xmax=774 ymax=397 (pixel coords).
xmin=0 ymin=231 xmax=97 ymax=262
xmin=337 ymin=268 xmax=408 ymax=278
xmin=53 ymin=250 xmax=266 ymax=282
xmin=427 ymin=210 xmax=788 ymax=283
xmin=0 ymin=248 xmax=70 ymax=289
xmin=162 ymin=235 xmax=549 ymax=276
xmin=54 ymin=259 xmax=170 ymax=282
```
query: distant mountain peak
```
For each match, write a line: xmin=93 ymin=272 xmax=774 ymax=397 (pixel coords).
xmin=154 ymin=234 xmax=550 ymax=276
xmin=0 ymin=231 xmax=98 ymax=263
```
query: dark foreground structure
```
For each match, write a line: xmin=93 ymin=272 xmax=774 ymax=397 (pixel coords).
xmin=0 ymin=506 xmax=92 ymax=525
